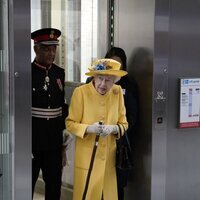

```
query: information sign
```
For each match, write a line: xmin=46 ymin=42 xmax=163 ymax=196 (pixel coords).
xmin=179 ymin=78 xmax=200 ymax=128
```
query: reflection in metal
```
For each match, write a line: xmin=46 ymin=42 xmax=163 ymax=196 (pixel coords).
xmin=0 ymin=0 xmax=11 ymax=199
xmin=11 ymin=0 xmax=32 ymax=199
xmin=0 ymin=133 xmax=9 ymax=154
xmin=0 ymin=0 xmax=199 ymax=199
xmin=155 ymin=0 xmax=200 ymax=200
xmin=115 ymin=0 xmax=154 ymax=199
xmin=65 ymin=81 xmax=84 ymax=105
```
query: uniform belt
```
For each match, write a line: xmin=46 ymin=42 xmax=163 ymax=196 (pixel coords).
xmin=32 ymin=107 xmax=62 ymax=118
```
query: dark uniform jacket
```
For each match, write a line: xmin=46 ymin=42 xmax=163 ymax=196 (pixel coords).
xmin=116 ymin=75 xmax=138 ymax=187
xmin=116 ymin=75 xmax=138 ymax=143
xmin=32 ymin=61 xmax=67 ymax=152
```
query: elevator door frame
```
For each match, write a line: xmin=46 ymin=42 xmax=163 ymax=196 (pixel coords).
xmin=10 ymin=0 xmax=31 ymax=199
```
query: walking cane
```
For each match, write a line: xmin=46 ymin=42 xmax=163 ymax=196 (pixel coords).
xmin=82 ymin=122 xmax=102 ymax=200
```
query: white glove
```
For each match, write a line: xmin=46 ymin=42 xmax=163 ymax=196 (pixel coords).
xmin=86 ymin=122 xmax=103 ymax=135
xmin=100 ymin=125 xmax=118 ymax=137
xmin=63 ymin=129 xmax=74 ymax=149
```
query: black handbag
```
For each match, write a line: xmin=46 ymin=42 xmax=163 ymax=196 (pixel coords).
xmin=116 ymin=130 xmax=133 ymax=170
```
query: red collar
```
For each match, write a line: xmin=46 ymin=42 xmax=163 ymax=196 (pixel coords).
xmin=34 ymin=61 xmax=52 ymax=70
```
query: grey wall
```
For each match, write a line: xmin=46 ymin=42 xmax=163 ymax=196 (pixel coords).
xmin=153 ymin=0 xmax=200 ymax=200
xmin=163 ymin=1 xmax=200 ymax=200
xmin=115 ymin=0 xmax=155 ymax=199
xmin=116 ymin=0 xmax=200 ymax=200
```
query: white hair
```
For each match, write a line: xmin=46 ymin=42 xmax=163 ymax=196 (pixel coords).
xmin=93 ymin=74 xmax=121 ymax=83
xmin=114 ymin=76 xmax=121 ymax=83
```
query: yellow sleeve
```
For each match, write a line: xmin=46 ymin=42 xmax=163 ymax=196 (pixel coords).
xmin=65 ymin=87 xmax=88 ymax=139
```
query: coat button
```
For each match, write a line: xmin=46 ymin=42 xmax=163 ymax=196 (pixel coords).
xmin=100 ymin=102 xmax=105 ymax=106
xmin=100 ymin=116 xmax=105 ymax=121
xmin=101 ymin=143 xmax=106 ymax=147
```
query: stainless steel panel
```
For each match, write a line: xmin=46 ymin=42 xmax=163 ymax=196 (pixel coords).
xmin=164 ymin=1 xmax=200 ymax=200
xmin=154 ymin=0 xmax=200 ymax=200
xmin=0 ymin=1 xmax=12 ymax=199
xmin=11 ymin=0 xmax=32 ymax=199
xmin=152 ymin=1 xmax=169 ymax=200
xmin=115 ymin=0 xmax=155 ymax=199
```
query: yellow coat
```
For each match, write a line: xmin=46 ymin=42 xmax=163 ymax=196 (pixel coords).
xmin=66 ymin=81 xmax=128 ymax=200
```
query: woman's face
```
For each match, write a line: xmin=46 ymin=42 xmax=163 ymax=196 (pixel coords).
xmin=93 ymin=75 xmax=115 ymax=95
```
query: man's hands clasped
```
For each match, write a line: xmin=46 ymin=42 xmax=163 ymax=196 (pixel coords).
xmin=86 ymin=122 xmax=118 ymax=137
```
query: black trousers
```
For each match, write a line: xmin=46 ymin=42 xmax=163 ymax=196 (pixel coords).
xmin=32 ymin=149 xmax=62 ymax=200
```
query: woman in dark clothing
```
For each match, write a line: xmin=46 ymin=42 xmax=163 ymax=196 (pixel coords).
xmin=105 ymin=47 xmax=138 ymax=200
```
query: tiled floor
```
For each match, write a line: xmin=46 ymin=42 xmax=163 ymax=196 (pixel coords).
xmin=33 ymin=192 xmax=44 ymax=200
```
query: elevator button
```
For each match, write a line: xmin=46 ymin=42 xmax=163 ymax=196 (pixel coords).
xmin=157 ymin=117 xmax=163 ymax=124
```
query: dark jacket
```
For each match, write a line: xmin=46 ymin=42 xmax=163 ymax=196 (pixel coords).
xmin=116 ymin=75 xmax=138 ymax=145
xmin=32 ymin=61 xmax=67 ymax=152
xmin=116 ymin=75 xmax=138 ymax=187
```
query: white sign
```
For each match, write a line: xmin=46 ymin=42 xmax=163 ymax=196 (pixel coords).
xmin=179 ymin=78 xmax=200 ymax=128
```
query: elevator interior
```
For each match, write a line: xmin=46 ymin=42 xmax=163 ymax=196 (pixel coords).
xmin=1 ymin=0 xmax=200 ymax=200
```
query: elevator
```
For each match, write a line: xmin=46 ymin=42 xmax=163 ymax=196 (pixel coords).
xmin=117 ymin=0 xmax=200 ymax=200
xmin=0 ymin=0 xmax=31 ymax=199
xmin=0 ymin=0 xmax=200 ymax=200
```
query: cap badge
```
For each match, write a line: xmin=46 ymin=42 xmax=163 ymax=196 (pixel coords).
xmin=49 ymin=31 xmax=55 ymax=39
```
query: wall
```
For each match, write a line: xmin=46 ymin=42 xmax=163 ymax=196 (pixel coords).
xmin=152 ymin=0 xmax=200 ymax=200
xmin=115 ymin=0 xmax=155 ymax=199
xmin=116 ymin=0 xmax=200 ymax=200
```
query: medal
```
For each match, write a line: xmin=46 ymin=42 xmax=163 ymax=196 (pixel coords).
xmin=34 ymin=62 xmax=52 ymax=91
xmin=43 ymin=70 xmax=50 ymax=91
xmin=43 ymin=84 xmax=48 ymax=91
xmin=45 ymin=76 xmax=50 ymax=83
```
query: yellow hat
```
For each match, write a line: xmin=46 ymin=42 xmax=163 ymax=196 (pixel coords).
xmin=85 ymin=58 xmax=128 ymax=77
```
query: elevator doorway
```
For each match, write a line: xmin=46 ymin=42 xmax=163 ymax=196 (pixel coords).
xmin=0 ymin=0 xmax=31 ymax=199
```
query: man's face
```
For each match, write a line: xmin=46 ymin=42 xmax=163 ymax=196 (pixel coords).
xmin=34 ymin=44 xmax=57 ymax=66
xmin=93 ymin=75 xmax=115 ymax=95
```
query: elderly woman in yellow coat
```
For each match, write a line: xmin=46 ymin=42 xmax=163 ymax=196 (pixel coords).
xmin=65 ymin=58 xmax=128 ymax=200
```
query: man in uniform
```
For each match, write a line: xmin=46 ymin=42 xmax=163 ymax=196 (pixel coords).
xmin=31 ymin=28 xmax=67 ymax=199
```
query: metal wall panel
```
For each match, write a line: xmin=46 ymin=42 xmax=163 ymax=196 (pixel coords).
xmin=11 ymin=0 xmax=32 ymax=199
xmin=164 ymin=1 xmax=200 ymax=200
xmin=152 ymin=0 xmax=169 ymax=199
xmin=115 ymin=0 xmax=155 ymax=199
xmin=0 ymin=1 xmax=11 ymax=199
xmin=154 ymin=0 xmax=200 ymax=200
xmin=117 ymin=0 xmax=200 ymax=200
